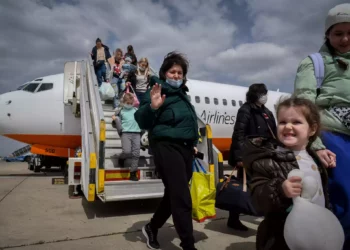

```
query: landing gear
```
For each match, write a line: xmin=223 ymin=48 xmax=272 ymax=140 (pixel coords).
xmin=27 ymin=161 xmax=34 ymax=171
xmin=33 ymin=157 xmax=41 ymax=173
xmin=23 ymin=156 xmax=31 ymax=163
xmin=28 ymin=155 xmax=68 ymax=174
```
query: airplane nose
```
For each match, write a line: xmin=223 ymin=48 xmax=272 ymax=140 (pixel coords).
xmin=0 ymin=94 xmax=8 ymax=134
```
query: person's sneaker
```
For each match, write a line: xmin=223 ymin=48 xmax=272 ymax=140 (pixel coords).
xmin=142 ymin=223 xmax=160 ymax=249
xmin=129 ymin=171 xmax=139 ymax=181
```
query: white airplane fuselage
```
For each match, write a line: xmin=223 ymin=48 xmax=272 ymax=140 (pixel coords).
xmin=0 ymin=73 xmax=289 ymax=159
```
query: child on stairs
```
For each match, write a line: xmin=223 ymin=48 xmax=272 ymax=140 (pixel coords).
xmin=112 ymin=92 xmax=141 ymax=181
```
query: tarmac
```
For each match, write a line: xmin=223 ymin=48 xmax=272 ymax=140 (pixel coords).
xmin=0 ymin=161 xmax=260 ymax=250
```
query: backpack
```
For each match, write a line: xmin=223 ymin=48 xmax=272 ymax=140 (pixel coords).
xmin=309 ymin=53 xmax=325 ymax=95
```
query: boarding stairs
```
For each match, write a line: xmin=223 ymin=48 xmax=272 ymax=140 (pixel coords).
xmin=11 ymin=145 xmax=31 ymax=157
xmin=63 ymin=56 xmax=222 ymax=203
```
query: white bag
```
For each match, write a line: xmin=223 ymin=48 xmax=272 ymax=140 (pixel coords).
xmin=99 ymin=82 xmax=115 ymax=101
xmin=284 ymin=170 xmax=345 ymax=250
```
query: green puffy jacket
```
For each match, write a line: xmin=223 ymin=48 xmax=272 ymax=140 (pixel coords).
xmin=134 ymin=76 xmax=199 ymax=146
xmin=294 ymin=44 xmax=350 ymax=150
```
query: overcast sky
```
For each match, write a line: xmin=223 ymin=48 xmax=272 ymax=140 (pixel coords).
xmin=0 ymin=0 xmax=346 ymax=156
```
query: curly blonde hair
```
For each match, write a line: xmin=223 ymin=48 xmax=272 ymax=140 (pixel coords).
xmin=123 ymin=93 xmax=134 ymax=103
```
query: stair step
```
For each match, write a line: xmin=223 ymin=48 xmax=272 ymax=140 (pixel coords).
xmin=106 ymin=123 xmax=115 ymax=131
xmin=105 ymin=167 xmax=157 ymax=180
xmin=104 ymin=156 xmax=154 ymax=169
xmin=104 ymin=111 xmax=115 ymax=117
xmin=105 ymin=179 xmax=161 ymax=185
xmin=106 ymin=131 xmax=120 ymax=139
xmin=105 ymin=148 xmax=151 ymax=158
xmin=103 ymin=179 xmax=164 ymax=201
xmin=102 ymin=104 xmax=114 ymax=111
xmin=104 ymin=117 xmax=113 ymax=123
xmin=103 ymin=100 xmax=113 ymax=105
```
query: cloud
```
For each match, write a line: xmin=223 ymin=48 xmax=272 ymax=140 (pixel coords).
xmin=207 ymin=42 xmax=300 ymax=84
xmin=1 ymin=0 xmax=346 ymax=95
xmin=205 ymin=0 xmax=349 ymax=87
xmin=0 ymin=0 xmax=348 ymax=154
xmin=0 ymin=0 xmax=237 ymax=94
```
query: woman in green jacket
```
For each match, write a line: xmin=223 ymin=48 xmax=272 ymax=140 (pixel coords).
xmin=294 ymin=3 xmax=350 ymax=248
xmin=135 ymin=52 xmax=199 ymax=250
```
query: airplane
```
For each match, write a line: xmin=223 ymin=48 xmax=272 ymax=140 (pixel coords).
xmin=0 ymin=72 xmax=289 ymax=162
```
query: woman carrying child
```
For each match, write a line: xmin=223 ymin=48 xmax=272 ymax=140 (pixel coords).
xmin=112 ymin=61 xmax=137 ymax=110
xmin=242 ymin=96 xmax=331 ymax=250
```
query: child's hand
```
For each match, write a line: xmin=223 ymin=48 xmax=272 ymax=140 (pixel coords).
xmin=282 ymin=176 xmax=302 ymax=198
xmin=112 ymin=115 xmax=116 ymax=120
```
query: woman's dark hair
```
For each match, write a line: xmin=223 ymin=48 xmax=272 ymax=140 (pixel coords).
xmin=127 ymin=45 xmax=134 ymax=54
xmin=159 ymin=51 xmax=189 ymax=85
xmin=246 ymin=83 xmax=268 ymax=103
xmin=276 ymin=96 xmax=321 ymax=143
xmin=325 ymin=26 xmax=348 ymax=70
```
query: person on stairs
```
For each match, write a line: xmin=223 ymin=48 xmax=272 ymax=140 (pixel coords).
xmin=135 ymin=57 xmax=152 ymax=103
xmin=90 ymin=38 xmax=111 ymax=87
xmin=112 ymin=92 xmax=141 ymax=181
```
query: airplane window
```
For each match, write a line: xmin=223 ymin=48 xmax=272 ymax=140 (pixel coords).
xmin=37 ymin=83 xmax=53 ymax=92
xmin=239 ymin=101 xmax=243 ymax=106
xmin=195 ymin=96 xmax=200 ymax=103
xmin=17 ymin=84 xmax=28 ymax=90
xmin=23 ymin=83 xmax=39 ymax=93
xmin=223 ymin=99 xmax=227 ymax=106
xmin=205 ymin=97 xmax=210 ymax=104
xmin=214 ymin=98 xmax=218 ymax=105
xmin=231 ymin=100 xmax=236 ymax=106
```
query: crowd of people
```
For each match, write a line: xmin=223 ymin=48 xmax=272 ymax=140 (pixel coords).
xmin=89 ymin=3 xmax=350 ymax=250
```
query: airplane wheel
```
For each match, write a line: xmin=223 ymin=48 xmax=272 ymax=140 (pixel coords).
xmin=28 ymin=163 xmax=34 ymax=171
xmin=24 ymin=156 xmax=31 ymax=163
xmin=33 ymin=157 xmax=41 ymax=172
xmin=34 ymin=165 xmax=41 ymax=173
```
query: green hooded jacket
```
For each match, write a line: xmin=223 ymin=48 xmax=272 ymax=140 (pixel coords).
xmin=134 ymin=76 xmax=199 ymax=146
xmin=294 ymin=44 xmax=350 ymax=150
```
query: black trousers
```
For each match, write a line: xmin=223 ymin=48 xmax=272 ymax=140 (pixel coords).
xmin=150 ymin=140 xmax=195 ymax=250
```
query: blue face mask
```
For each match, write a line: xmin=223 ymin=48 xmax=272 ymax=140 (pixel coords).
xmin=166 ymin=78 xmax=183 ymax=88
